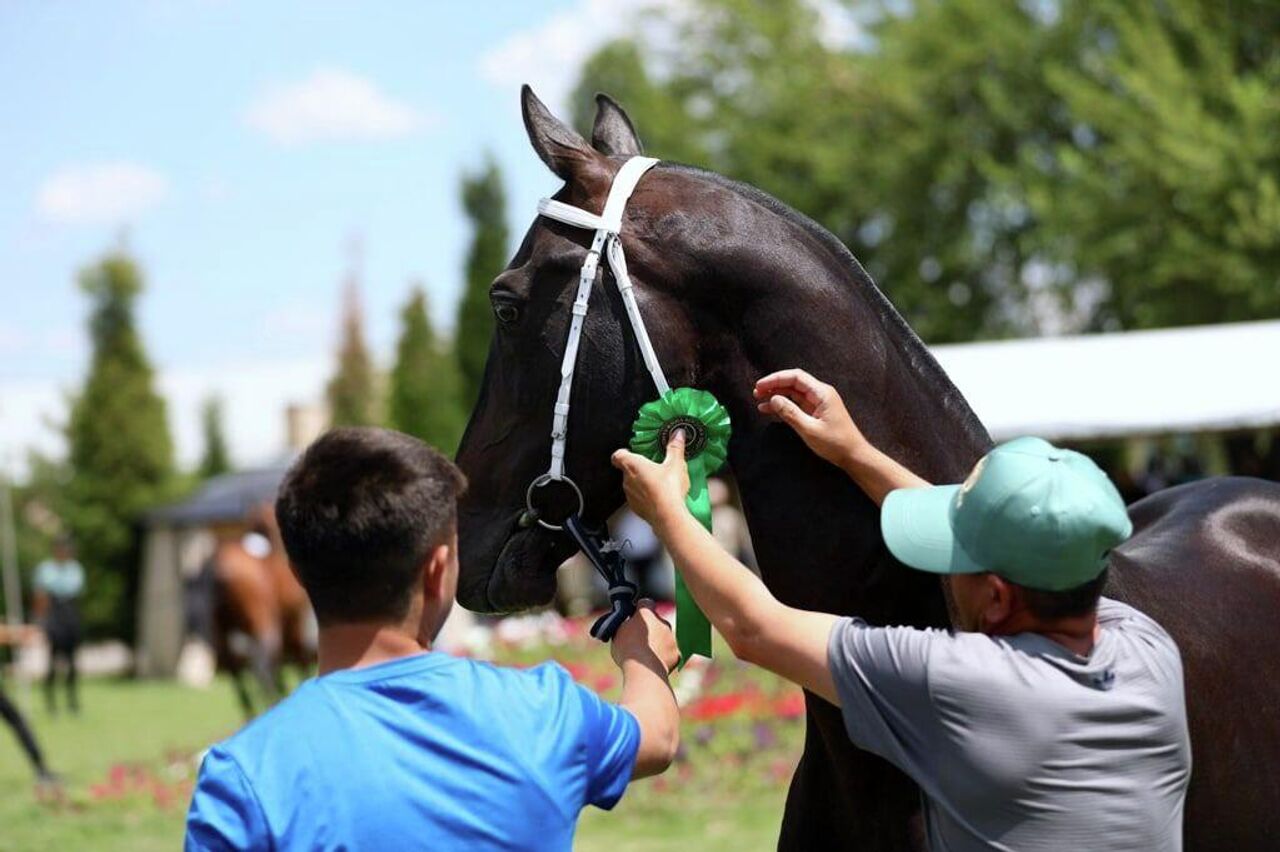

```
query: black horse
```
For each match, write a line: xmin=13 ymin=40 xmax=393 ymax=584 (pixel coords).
xmin=455 ymin=87 xmax=1280 ymax=851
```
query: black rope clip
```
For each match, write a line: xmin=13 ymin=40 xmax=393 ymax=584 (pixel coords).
xmin=563 ymin=515 xmax=638 ymax=642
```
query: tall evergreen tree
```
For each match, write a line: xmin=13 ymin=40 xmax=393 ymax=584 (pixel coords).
xmin=455 ymin=156 xmax=510 ymax=408
xmin=1017 ymin=0 xmax=1280 ymax=329
xmin=327 ymin=278 xmax=378 ymax=427
xmin=64 ymin=251 xmax=175 ymax=638
xmin=388 ymin=286 xmax=465 ymax=452
xmin=197 ymin=395 xmax=231 ymax=479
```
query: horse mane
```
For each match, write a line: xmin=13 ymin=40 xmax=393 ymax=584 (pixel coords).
xmin=657 ymin=161 xmax=992 ymax=451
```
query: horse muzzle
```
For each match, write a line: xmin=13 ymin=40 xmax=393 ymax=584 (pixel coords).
xmin=457 ymin=507 xmax=572 ymax=612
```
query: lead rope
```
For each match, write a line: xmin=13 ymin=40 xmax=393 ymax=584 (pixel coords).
xmin=563 ymin=516 xmax=637 ymax=642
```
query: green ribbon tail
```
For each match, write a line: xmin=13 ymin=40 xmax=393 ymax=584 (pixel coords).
xmin=676 ymin=458 xmax=714 ymax=663
xmin=628 ymin=386 xmax=730 ymax=667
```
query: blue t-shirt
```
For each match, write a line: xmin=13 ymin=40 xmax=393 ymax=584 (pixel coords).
xmin=185 ymin=653 xmax=640 ymax=851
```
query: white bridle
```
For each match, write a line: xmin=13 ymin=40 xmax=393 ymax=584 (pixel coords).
xmin=525 ymin=156 xmax=670 ymax=530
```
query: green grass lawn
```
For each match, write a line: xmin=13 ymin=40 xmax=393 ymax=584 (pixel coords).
xmin=0 ymin=638 xmax=799 ymax=851
xmin=0 ymin=677 xmax=243 ymax=852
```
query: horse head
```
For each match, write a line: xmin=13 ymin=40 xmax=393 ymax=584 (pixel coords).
xmin=455 ymin=87 xmax=711 ymax=612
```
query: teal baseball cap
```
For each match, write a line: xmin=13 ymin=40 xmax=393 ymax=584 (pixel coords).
xmin=881 ymin=437 xmax=1133 ymax=591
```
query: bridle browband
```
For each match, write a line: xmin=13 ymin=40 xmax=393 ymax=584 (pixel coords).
xmin=524 ymin=155 xmax=668 ymax=531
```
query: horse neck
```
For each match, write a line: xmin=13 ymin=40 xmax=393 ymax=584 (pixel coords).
xmin=693 ymin=200 xmax=991 ymax=624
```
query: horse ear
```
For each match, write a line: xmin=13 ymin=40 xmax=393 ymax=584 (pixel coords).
xmin=591 ymin=93 xmax=644 ymax=157
xmin=521 ymin=85 xmax=601 ymax=182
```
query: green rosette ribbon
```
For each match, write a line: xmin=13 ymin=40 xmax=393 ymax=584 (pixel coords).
xmin=630 ymin=387 xmax=731 ymax=662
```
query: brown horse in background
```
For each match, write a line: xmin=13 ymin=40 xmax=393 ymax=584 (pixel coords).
xmin=207 ymin=505 xmax=313 ymax=718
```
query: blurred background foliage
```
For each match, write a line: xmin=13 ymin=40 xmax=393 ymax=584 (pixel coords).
xmin=8 ymin=0 xmax=1279 ymax=639
xmin=571 ymin=0 xmax=1280 ymax=341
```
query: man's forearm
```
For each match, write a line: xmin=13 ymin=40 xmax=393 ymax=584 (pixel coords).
xmin=619 ymin=658 xmax=679 ymax=778
xmin=653 ymin=506 xmax=841 ymax=704
xmin=655 ymin=508 xmax=778 ymax=650
xmin=839 ymin=444 xmax=930 ymax=506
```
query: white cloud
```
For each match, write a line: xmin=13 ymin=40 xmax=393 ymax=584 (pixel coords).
xmin=244 ymin=68 xmax=433 ymax=145
xmin=36 ymin=162 xmax=170 ymax=225
xmin=479 ymin=0 xmax=682 ymax=115
xmin=481 ymin=0 xmax=866 ymax=115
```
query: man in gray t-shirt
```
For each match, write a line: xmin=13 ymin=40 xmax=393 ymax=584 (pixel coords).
xmin=611 ymin=367 xmax=1190 ymax=851
xmin=829 ymin=599 xmax=1189 ymax=850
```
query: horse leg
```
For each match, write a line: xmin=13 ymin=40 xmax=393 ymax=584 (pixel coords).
xmin=230 ymin=664 xmax=256 ymax=719
xmin=43 ymin=650 xmax=57 ymax=715
xmin=65 ymin=645 xmax=79 ymax=715
xmin=249 ymin=632 xmax=281 ymax=707
xmin=778 ymin=699 xmax=925 ymax=852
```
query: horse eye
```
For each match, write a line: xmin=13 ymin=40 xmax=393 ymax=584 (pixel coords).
xmin=493 ymin=301 xmax=520 ymax=325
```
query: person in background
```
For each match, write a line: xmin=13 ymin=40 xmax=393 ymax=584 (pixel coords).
xmin=0 ymin=623 xmax=58 ymax=791
xmin=708 ymin=477 xmax=757 ymax=573
xmin=613 ymin=508 xmax=672 ymax=601
xmin=33 ymin=534 xmax=84 ymax=715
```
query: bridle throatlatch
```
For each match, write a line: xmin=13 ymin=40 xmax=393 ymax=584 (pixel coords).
xmin=527 ymin=156 xmax=731 ymax=662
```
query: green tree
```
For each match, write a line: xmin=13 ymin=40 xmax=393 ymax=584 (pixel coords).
xmin=455 ymin=156 xmax=510 ymax=408
xmin=327 ymin=280 xmax=378 ymax=427
xmin=197 ymin=396 xmax=231 ymax=479
xmin=64 ymin=251 xmax=175 ymax=638
xmin=388 ymin=286 xmax=466 ymax=452
xmin=570 ymin=0 xmax=1028 ymax=342
xmin=570 ymin=40 xmax=708 ymax=165
xmin=1018 ymin=0 xmax=1280 ymax=329
xmin=569 ymin=0 xmax=1280 ymax=340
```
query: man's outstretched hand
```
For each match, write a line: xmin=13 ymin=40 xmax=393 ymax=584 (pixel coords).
xmin=611 ymin=430 xmax=691 ymax=529
xmin=756 ymin=367 xmax=929 ymax=504
xmin=754 ymin=368 xmax=869 ymax=468
xmin=611 ymin=599 xmax=680 ymax=674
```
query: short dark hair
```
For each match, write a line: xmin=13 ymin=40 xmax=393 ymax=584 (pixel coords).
xmin=275 ymin=427 xmax=467 ymax=625
xmin=1019 ymin=567 xmax=1109 ymax=621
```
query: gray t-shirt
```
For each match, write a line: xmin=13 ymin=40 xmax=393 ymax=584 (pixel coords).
xmin=827 ymin=598 xmax=1191 ymax=852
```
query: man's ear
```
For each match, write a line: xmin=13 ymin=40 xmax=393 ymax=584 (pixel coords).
xmin=984 ymin=574 xmax=1016 ymax=630
xmin=522 ymin=84 xmax=609 ymax=184
xmin=422 ymin=543 xmax=453 ymax=601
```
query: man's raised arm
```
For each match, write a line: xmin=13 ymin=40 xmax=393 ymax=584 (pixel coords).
xmin=753 ymin=368 xmax=929 ymax=502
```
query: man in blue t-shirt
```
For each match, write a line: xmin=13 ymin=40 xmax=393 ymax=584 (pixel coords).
xmin=186 ymin=427 xmax=681 ymax=851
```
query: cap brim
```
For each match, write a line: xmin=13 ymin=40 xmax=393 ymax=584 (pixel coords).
xmin=881 ymin=485 xmax=986 ymax=576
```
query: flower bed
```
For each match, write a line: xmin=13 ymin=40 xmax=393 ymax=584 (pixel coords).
xmin=483 ymin=609 xmax=807 ymax=801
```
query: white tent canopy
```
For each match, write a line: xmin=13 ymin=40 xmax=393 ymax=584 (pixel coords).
xmin=930 ymin=320 xmax=1280 ymax=442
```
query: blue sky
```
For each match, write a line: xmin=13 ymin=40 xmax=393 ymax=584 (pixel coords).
xmin=0 ymin=0 xmax=655 ymax=470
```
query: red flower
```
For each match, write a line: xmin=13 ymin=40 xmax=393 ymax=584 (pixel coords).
xmin=687 ymin=692 xmax=749 ymax=721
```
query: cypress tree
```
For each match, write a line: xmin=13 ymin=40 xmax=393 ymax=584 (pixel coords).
xmin=327 ymin=278 xmax=378 ymax=427
xmin=455 ymin=156 xmax=510 ymax=408
xmin=197 ymin=396 xmax=231 ymax=479
xmin=64 ymin=251 xmax=175 ymax=638
xmin=388 ymin=286 xmax=465 ymax=452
